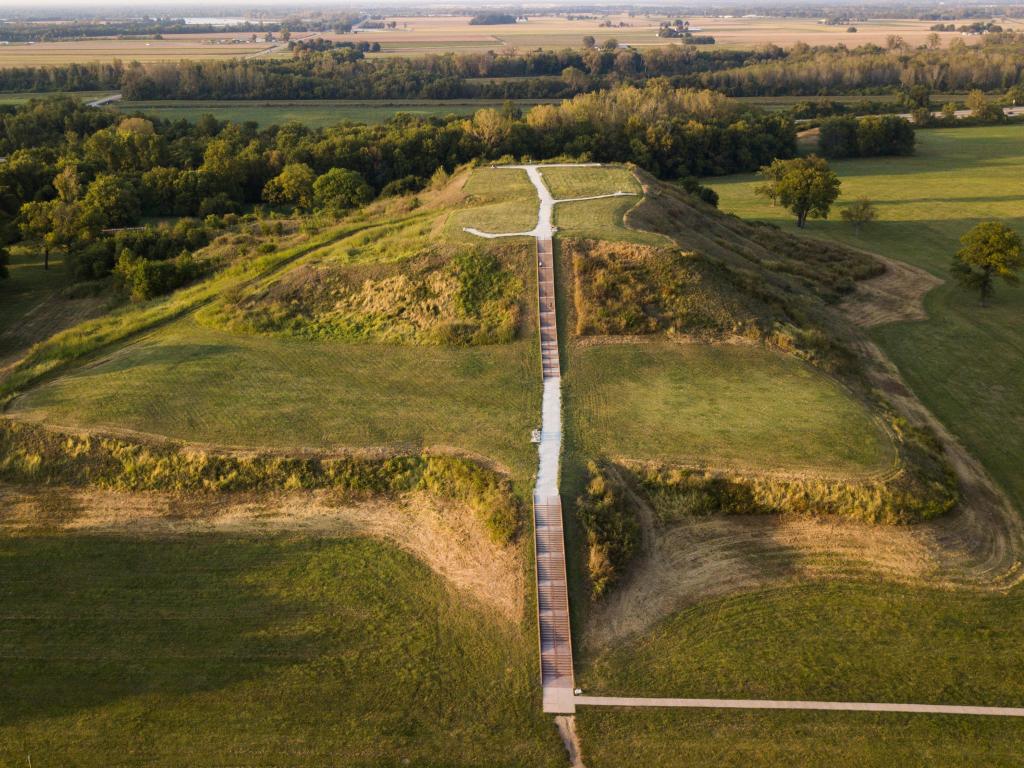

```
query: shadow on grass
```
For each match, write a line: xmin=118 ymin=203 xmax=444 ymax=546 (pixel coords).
xmin=0 ymin=533 xmax=317 ymax=728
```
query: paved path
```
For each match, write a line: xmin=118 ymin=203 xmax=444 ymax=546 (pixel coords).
xmin=465 ymin=164 xmax=637 ymax=714
xmin=86 ymin=94 xmax=122 ymax=108
xmin=575 ymin=695 xmax=1024 ymax=717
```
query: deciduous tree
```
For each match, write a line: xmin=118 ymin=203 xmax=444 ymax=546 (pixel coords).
xmin=756 ymin=155 xmax=841 ymax=228
xmin=951 ymin=221 xmax=1023 ymax=305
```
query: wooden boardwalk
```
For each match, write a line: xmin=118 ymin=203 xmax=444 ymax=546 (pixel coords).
xmin=533 ymin=235 xmax=576 ymax=713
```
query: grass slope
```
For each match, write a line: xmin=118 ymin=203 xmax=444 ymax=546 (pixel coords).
xmin=568 ymin=342 xmax=892 ymax=475
xmin=10 ymin=317 xmax=540 ymax=486
xmin=0 ymin=534 xmax=563 ymax=766
xmin=711 ymin=124 xmax=1024 ymax=510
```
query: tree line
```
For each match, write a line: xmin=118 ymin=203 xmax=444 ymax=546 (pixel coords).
xmin=0 ymin=87 xmax=794 ymax=293
xmin=1 ymin=33 xmax=1022 ymax=101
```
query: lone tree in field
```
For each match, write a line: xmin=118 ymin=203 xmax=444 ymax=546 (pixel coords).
xmin=951 ymin=221 xmax=1023 ymax=305
xmin=841 ymin=198 xmax=877 ymax=234
xmin=755 ymin=155 xmax=841 ymax=228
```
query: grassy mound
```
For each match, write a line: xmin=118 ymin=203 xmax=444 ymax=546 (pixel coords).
xmin=569 ymin=342 xmax=894 ymax=477
xmin=569 ymin=239 xmax=767 ymax=338
xmin=712 ymin=125 xmax=1024 ymax=513
xmin=8 ymin=317 xmax=540 ymax=487
xmin=209 ymin=242 xmax=526 ymax=345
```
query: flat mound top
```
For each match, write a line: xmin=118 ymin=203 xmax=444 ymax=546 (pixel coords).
xmin=569 ymin=341 xmax=894 ymax=476
xmin=541 ymin=165 xmax=642 ymax=199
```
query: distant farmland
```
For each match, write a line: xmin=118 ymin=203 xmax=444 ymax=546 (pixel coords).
xmin=0 ymin=35 xmax=272 ymax=67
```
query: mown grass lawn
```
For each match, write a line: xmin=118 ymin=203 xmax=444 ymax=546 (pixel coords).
xmin=710 ymin=124 xmax=1024 ymax=511
xmin=446 ymin=166 xmax=539 ymax=236
xmin=0 ymin=534 xmax=564 ymax=766
xmin=577 ymin=581 xmax=1024 ymax=765
xmin=10 ymin=317 xmax=541 ymax=487
xmin=579 ymin=582 xmax=1024 ymax=705
xmin=577 ymin=708 xmax=1024 ymax=768
xmin=566 ymin=341 xmax=893 ymax=476
xmin=540 ymin=165 xmax=641 ymax=199
xmin=555 ymin=195 xmax=668 ymax=246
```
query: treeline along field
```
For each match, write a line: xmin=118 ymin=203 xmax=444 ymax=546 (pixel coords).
xmin=1 ymin=32 xmax=1023 ymax=100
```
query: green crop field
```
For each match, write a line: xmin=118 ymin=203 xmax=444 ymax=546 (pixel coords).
xmin=10 ymin=317 xmax=541 ymax=485
xmin=710 ymin=124 xmax=1024 ymax=512
xmin=0 ymin=533 xmax=563 ymax=766
xmin=0 ymin=90 xmax=116 ymax=106
xmin=567 ymin=342 xmax=893 ymax=475
xmin=577 ymin=708 xmax=1023 ymax=767
xmin=112 ymin=99 xmax=551 ymax=128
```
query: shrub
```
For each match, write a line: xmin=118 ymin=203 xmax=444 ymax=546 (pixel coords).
xmin=576 ymin=461 xmax=639 ymax=598
xmin=0 ymin=421 xmax=521 ymax=544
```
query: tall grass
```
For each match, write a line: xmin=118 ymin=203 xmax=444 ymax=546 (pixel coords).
xmin=0 ymin=420 xmax=521 ymax=543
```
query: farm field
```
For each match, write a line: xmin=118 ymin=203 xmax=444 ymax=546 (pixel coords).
xmin=0 ymin=533 xmax=563 ymax=766
xmin=0 ymin=36 xmax=270 ymax=67
xmin=568 ymin=342 xmax=893 ymax=475
xmin=333 ymin=14 xmax=1016 ymax=54
xmin=9 ymin=317 xmax=541 ymax=485
xmin=0 ymin=90 xmax=116 ymax=106
xmin=113 ymin=98 xmax=553 ymax=128
xmin=710 ymin=124 xmax=1024 ymax=512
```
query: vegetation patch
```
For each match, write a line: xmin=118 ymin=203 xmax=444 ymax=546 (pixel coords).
xmin=631 ymin=413 xmax=956 ymax=525
xmin=569 ymin=342 xmax=895 ymax=477
xmin=576 ymin=461 xmax=640 ymax=599
xmin=210 ymin=242 xmax=526 ymax=345
xmin=0 ymin=419 xmax=520 ymax=543
xmin=568 ymin=239 xmax=762 ymax=338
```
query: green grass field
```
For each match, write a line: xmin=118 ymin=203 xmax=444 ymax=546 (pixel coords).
xmin=0 ymin=90 xmax=116 ymax=105
xmin=10 ymin=317 xmax=540 ymax=485
xmin=540 ymin=165 xmax=641 ymax=200
xmin=567 ymin=342 xmax=893 ymax=475
xmin=577 ymin=708 xmax=1024 ymax=767
xmin=447 ymin=166 xmax=539 ymax=236
xmin=710 ymin=124 xmax=1024 ymax=511
xmin=0 ymin=533 xmax=563 ymax=766
xmin=578 ymin=580 xmax=1024 ymax=764
xmin=555 ymin=196 xmax=666 ymax=245
xmin=580 ymin=582 xmax=1024 ymax=704
xmin=113 ymin=99 xmax=551 ymax=128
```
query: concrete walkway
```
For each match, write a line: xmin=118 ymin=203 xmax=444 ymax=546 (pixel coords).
xmin=574 ymin=695 xmax=1024 ymax=717
xmin=465 ymin=164 xmax=636 ymax=715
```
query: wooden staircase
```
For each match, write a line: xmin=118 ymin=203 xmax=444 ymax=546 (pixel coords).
xmin=533 ymin=236 xmax=575 ymax=713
